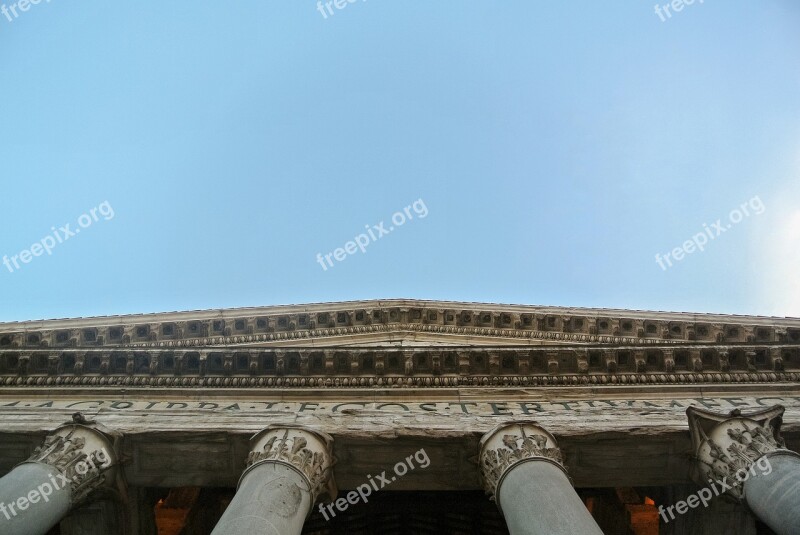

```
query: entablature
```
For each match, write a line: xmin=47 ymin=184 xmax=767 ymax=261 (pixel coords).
xmin=0 ymin=344 xmax=798 ymax=389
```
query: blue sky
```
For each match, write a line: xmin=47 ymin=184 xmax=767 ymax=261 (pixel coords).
xmin=1 ymin=1 xmax=798 ymax=322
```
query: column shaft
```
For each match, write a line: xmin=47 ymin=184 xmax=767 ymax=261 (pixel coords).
xmin=742 ymin=452 xmax=800 ymax=535
xmin=0 ymin=463 xmax=72 ymax=535
xmin=0 ymin=418 xmax=118 ymax=535
xmin=210 ymin=425 xmax=335 ymax=535
xmin=211 ymin=464 xmax=311 ymax=535
xmin=479 ymin=422 xmax=603 ymax=535
xmin=498 ymin=460 xmax=603 ymax=535
xmin=687 ymin=405 xmax=800 ymax=535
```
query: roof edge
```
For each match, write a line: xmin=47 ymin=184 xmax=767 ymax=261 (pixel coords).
xmin=1 ymin=298 xmax=799 ymax=330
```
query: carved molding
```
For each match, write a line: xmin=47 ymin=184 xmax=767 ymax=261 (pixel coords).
xmin=1 ymin=370 xmax=799 ymax=389
xmin=126 ymin=323 xmax=689 ymax=348
xmin=244 ymin=425 xmax=336 ymax=507
xmin=0 ymin=323 xmax=755 ymax=351
xmin=479 ymin=422 xmax=565 ymax=506
xmin=2 ymin=301 xmax=798 ymax=360
xmin=22 ymin=418 xmax=118 ymax=505
xmin=1 ymin=345 xmax=796 ymax=390
xmin=687 ymin=405 xmax=799 ymax=501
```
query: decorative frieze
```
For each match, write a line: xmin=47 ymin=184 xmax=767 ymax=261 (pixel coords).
xmin=770 ymin=348 xmax=784 ymax=371
xmin=576 ymin=350 xmax=588 ymax=374
xmin=479 ymin=422 xmax=565 ymax=503
xmin=634 ymin=350 xmax=646 ymax=373
xmin=0 ymin=345 xmax=796 ymax=387
xmin=687 ymin=405 xmax=799 ymax=500
xmin=1 ymin=369 xmax=799 ymax=389
xmin=245 ymin=426 xmax=336 ymax=506
xmin=403 ymin=350 xmax=414 ymax=376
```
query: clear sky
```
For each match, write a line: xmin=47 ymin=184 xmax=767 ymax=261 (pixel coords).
xmin=1 ymin=1 xmax=798 ymax=322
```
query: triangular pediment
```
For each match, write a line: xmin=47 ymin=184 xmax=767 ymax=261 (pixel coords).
xmin=0 ymin=299 xmax=796 ymax=391
xmin=0 ymin=298 xmax=796 ymax=352
xmin=218 ymin=329 xmax=578 ymax=349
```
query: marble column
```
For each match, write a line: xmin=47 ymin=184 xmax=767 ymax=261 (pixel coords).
xmin=687 ymin=405 xmax=800 ymax=535
xmin=210 ymin=425 xmax=336 ymax=535
xmin=0 ymin=417 xmax=119 ymax=535
xmin=479 ymin=421 xmax=603 ymax=535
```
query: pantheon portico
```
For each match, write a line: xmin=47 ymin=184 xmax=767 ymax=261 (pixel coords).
xmin=0 ymin=299 xmax=798 ymax=534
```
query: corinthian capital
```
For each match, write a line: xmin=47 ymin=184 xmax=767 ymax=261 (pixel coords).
xmin=479 ymin=422 xmax=565 ymax=503
xmin=245 ymin=425 xmax=336 ymax=506
xmin=687 ymin=405 xmax=798 ymax=500
xmin=22 ymin=417 xmax=119 ymax=505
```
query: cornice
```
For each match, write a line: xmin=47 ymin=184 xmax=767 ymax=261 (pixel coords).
xmin=0 ymin=299 xmax=800 ymax=326
xmin=2 ymin=304 xmax=798 ymax=351
xmin=1 ymin=302 xmax=797 ymax=392
xmin=129 ymin=324 xmax=689 ymax=348
xmin=1 ymin=372 xmax=798 ymax=389
xmin=0 ymin=345 xmax=797 ymax=389
xmin=4 ymin=299 xmax=800 ymax=327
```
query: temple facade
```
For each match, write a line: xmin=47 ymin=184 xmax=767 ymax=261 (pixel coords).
xmin=0 ymin=299 xmax=798 ymax=534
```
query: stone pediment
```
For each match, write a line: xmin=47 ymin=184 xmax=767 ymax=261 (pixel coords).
xmin=2 ymin=298 xmax=798 ymax=351
xmin=0 ymin=299 xmax=797 ymax=392
xmin=223 ymin=328 xmax=580 ymax=349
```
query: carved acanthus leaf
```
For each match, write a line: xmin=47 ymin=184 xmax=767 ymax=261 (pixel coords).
xmin=24 ymin=423 xmax=117 ymax=505
xmin=687 ymin=405 xmax=794 ymax=501
xmin=479 ymin=422 xmax=564 ymax=503
xmin=246 ymin=426 xmax=336 ymax=506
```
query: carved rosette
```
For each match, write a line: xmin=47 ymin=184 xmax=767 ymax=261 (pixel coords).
xmin=479 ymin=422 xmax=565 ymax=505
xmin=687 ymin=405 xmax=797 ymax=501
xmin=244 ymin=425 xmax=336 ymax=506
xmin=22 ymin=423 xmax=118 ymax=505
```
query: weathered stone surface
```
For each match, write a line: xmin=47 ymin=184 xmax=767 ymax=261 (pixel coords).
xmin=0 ymin=300 xmax=797 ymax=534
xmin=0 ymin=391 xmax=797 ymax=490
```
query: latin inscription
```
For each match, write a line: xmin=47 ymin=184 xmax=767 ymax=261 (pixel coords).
xmin=1 ymin=397 xmax=798 ymax=416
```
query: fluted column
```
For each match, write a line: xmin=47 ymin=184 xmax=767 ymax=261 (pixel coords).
xmin=479 ymin=422 xmax=603 ymax=535
xmin=687 ymin=405 xmax=800 ymax=535
xmin=0 ymin=416 xmax=119 ymax=535
xmin=211 ymin=425 xmax=336 ymax=535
